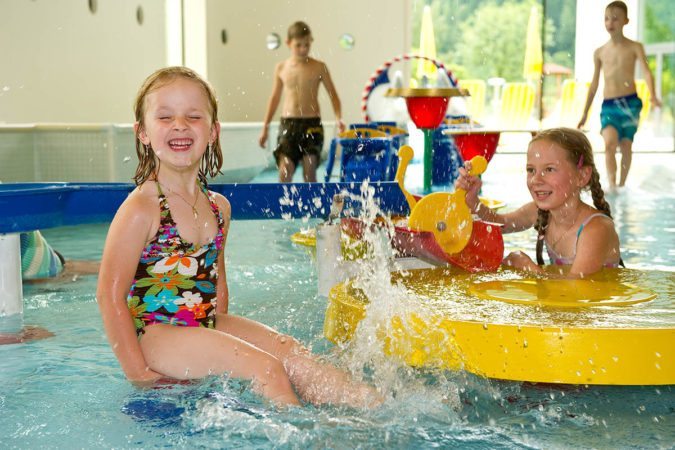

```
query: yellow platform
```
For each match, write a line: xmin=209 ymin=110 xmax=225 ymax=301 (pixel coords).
xmin=324 ymin=267 xmax=675 ymax=385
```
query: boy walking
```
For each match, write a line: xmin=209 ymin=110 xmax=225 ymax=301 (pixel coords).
xmin=259 ymin=21 xmax=345 ymax=182
xmin=578 ymin=1 xmax=661 ymax=190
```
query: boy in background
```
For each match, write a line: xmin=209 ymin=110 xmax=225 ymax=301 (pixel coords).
xmin=259 ymin=21 xmax=345 ymax=182
xmin=578 ymin=0 xmax=661 ymax=190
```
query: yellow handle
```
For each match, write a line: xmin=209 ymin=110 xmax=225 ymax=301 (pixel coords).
xmin=468 ymin=155 xmax=488 ymax=176
xmin=395 ymin=145 xmax=417 ymax=211
xmin=456 ymin=155 xmax=489 ymax=196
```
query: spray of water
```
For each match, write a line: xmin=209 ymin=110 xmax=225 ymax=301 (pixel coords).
xmin=333 ymin=181 xmax=462 ymax=408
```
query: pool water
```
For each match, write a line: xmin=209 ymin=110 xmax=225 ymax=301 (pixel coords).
xmin=1 ymin=153 xmax=674 ymax=448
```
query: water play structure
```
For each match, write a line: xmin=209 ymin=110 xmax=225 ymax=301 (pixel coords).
xmin=317 ymin=147 xmax=674 ymax=387
xmin=323 ymin=267 xmax=673 ymax=385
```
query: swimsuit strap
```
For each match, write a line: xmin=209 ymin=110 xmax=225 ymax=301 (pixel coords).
xmin=575 ymin=213 xmax=610 ymax=239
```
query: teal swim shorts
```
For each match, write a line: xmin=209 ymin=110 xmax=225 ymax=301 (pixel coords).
xmin=600 ymin=93 xmax=643 ymax=142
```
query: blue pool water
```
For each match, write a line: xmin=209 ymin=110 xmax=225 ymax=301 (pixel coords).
xmin=1 ymin=153 xmax=674 ymax=448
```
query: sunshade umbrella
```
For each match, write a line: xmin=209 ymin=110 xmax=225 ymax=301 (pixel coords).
xmin=523 ymin=6 xmax=543 ymax=80
xmin=416 ymin=5 xmax=438 ymax=83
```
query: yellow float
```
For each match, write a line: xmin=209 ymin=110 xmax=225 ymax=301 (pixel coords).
xmin=324 ymin=266 xmax=675 ymax=385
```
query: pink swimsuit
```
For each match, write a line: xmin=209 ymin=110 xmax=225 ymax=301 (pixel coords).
xmin=545 ymin=213 xmax=620 ymax=268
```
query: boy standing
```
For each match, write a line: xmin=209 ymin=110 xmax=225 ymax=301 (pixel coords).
xmin=578 ymin=1 xmax=661 ymax=190
xmin=259 ymin=21 xmax=345 ymax=182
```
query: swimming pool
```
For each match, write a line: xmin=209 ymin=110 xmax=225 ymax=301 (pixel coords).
xmin=1 ymin=153 xmax=673 ymax=448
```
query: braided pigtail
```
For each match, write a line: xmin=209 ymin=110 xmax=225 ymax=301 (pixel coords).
xmin=534 ymin=209 xmax=550 ymax=266
xmin=588 ymin=166 xmax=625 ymax=267
xmin=588 ymin=167 xmax=612 ymax=219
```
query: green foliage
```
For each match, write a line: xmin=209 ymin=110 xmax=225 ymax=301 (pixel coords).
xmin=455 ymin=1 xmax=533 ymax=80
xmin=410 ymin=0 xmax=569 ymax=82
xmin=644 ymin=1 xmax=675 ymax=43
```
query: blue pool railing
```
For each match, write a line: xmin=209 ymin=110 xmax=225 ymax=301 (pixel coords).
xmin=0 ymin=182 xmax=409 ymax=233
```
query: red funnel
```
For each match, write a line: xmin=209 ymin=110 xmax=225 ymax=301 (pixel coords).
xmin=452 ymin=132 xmax=500 ymax=162
xmin=405 ymin=96 xmax=450 ymax=129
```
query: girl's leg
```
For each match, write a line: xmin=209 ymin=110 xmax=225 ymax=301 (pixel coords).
xmin=140 ymin=324 xmax=300 ymax=406
xmin=217 ymin=314 xmax=382 ymax=408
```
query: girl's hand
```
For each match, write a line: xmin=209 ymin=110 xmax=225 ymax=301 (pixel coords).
xmin=503 ymin=251 xmax=541 ymax=273
xmin=455 ymin=161 xmax=482 ymax=212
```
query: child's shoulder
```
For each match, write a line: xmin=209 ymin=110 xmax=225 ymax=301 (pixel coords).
xmin=109 ymin=182 xmax=161 ymax=237
xmin=579 ymin=210 xmax=616 ymax=235
xmin=208 ymin=190 xmax=231 ymax=216
xmin=308 ymin=57 xmax=327 ymax=68
xmin=125 ymin=181 xmax=159 ymax=207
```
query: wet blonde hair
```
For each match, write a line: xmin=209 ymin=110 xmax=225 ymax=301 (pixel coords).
xmin=530 ymin=128 xmax=614 ymax=265
xmin=132 ymin=66 xmax=223 ymax=186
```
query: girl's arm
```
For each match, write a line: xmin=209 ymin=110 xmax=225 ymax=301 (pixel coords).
xmin=568 ymin=217 xmax=618 ymax=277
xmin=455 ymin=165 xmax=538 ymax=233
xmin=96 ymin=192 xmax=162 ymax=383
xmin=214 ymin=195 xmax=231 ymax=318
xmin=474 ymin=201 xmax=538 ymax=234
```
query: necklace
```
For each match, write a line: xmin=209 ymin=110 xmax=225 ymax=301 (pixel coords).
xmin=159 ymin=181 xmax=200 ymax=220
xmin=548 ymin=208 xmax=582 ymax=250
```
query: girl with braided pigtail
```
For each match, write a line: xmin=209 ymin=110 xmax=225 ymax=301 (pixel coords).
xmin=456 ymin=127 xmax=622 ymax=278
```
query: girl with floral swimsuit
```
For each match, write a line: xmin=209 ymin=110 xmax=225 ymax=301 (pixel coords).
xmin=97 ymin=67 xmax=381 ymax=408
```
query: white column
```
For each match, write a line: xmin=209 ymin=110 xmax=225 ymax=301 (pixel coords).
xmin=0 ymin=234 xmax=24 ymax=333
xmin=316 ymin=223 xmax=343 ymax=297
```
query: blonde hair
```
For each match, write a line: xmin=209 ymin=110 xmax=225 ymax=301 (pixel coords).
xmin=132 ymin=66 xmax=223 ymax=186
xmin=529 ymin=128 xmax=615 ymax=265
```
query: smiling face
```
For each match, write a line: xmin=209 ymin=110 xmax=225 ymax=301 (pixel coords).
xmin=137 ymin=77 xmax=218 ymax=171
xmin=526 ymin=139 xmax=589 ymax=211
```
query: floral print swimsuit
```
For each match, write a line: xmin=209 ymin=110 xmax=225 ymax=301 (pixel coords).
xmin=127 ymin=182 xmax=225 ymax=336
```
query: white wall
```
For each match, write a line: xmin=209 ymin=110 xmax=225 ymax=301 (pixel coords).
xmin=0 ymin=0 xmax=167 ymax=123
xmin=0 ymin=0 xmax=410 ymax=125
xmin=204 ymin=0 xmax=411 ymax=126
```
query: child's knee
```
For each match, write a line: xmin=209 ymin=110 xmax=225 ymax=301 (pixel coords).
xmin=254 ymin=355 xmax=292 ymax=391
xmin=272 ymin=333 xmax=308 ymax=360
xmin=603 ymin=138 xmax=618 ymax=151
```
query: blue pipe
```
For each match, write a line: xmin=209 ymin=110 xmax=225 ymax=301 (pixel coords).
xmin=0 ymin=182 xmax=409 ymax=233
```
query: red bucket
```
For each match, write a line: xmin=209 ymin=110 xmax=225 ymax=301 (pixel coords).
xmin=452 ymin=132 xmax=500 ymax=162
